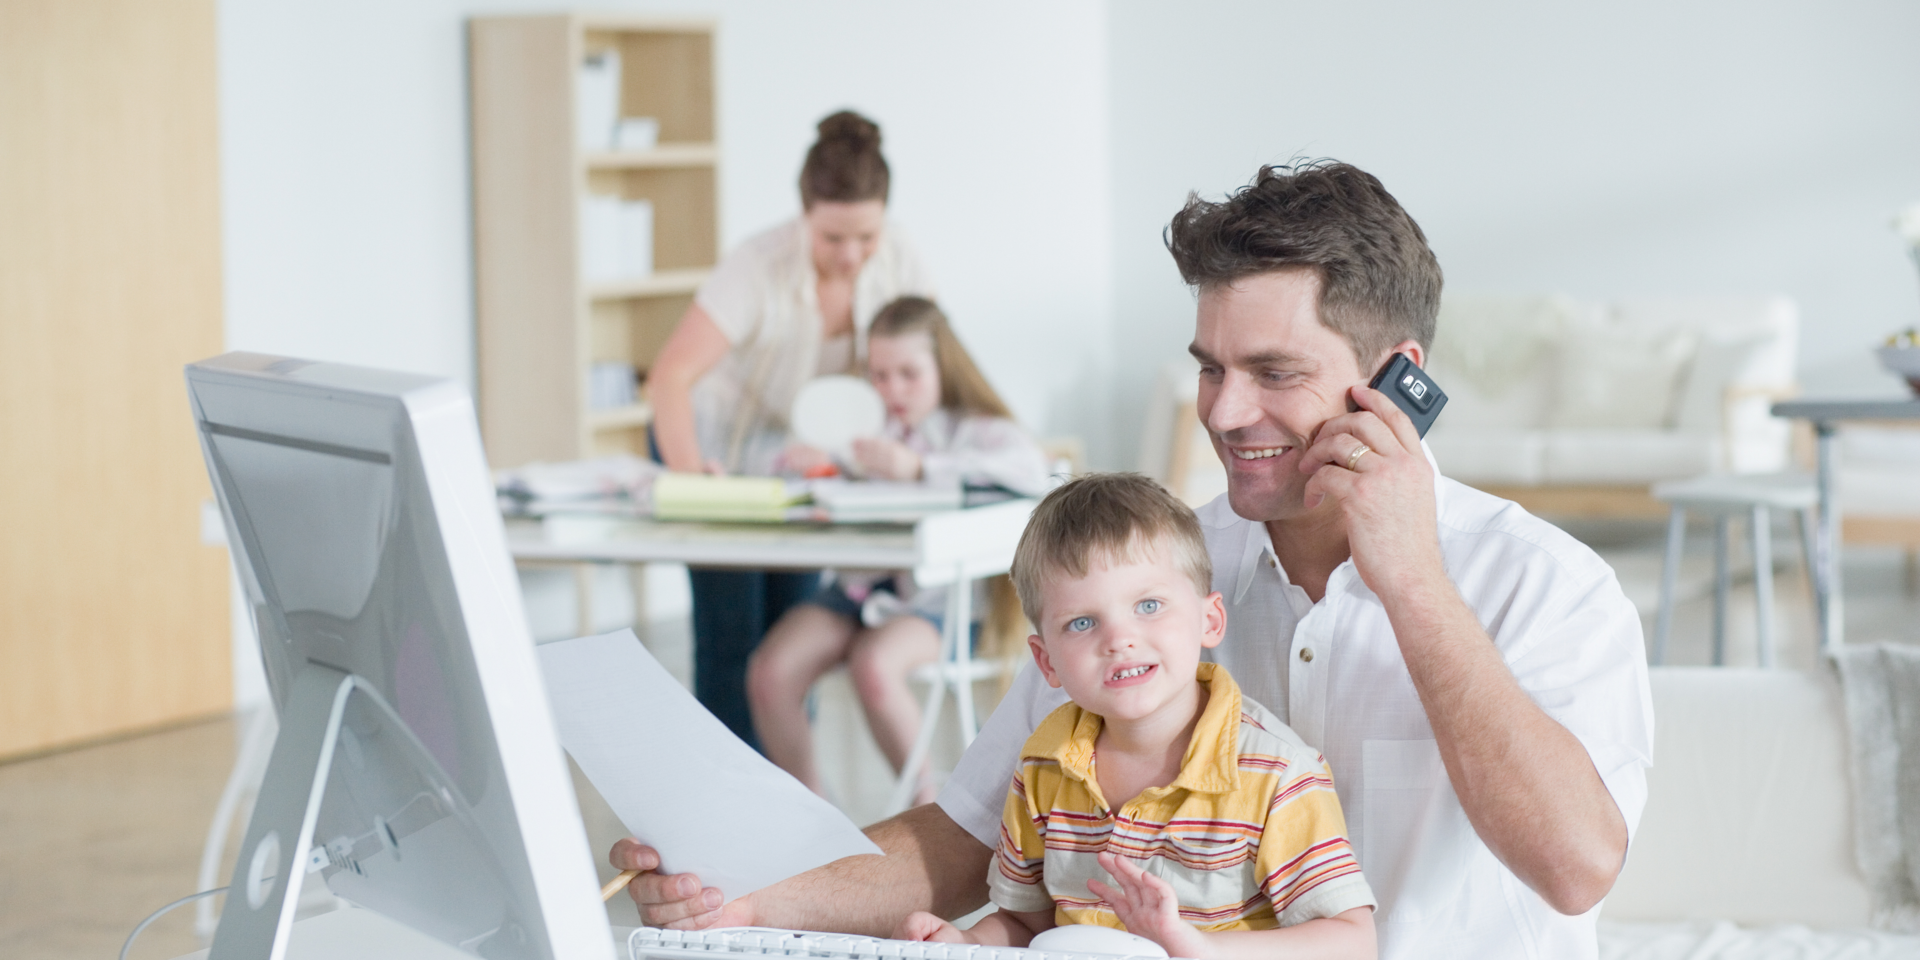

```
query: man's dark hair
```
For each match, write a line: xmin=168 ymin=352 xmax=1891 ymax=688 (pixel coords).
xmin=1165 ymin=161 xmax=1442 ymax=369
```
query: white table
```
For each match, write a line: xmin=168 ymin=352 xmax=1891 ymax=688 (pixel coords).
xmin=505 ymin=497 xmax=1038 ymax=814
xmin=1771 ymin=397 xmax=1920 ymax=650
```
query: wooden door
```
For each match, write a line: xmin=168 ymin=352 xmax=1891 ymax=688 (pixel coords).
xmin=0 ymin=0 xmax=230 ymax=759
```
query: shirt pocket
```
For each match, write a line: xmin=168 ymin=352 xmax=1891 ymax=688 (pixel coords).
xmin=1361 ymin=738 xmax=1476 ymax=924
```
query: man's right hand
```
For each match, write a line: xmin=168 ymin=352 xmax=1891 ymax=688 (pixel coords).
xmin=610 ymin=838 xmax=756 ymax=929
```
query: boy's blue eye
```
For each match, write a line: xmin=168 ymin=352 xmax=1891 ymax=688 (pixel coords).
xmin=1136 ymin=599 xmax=1162 ymax=615
xmin=1067 ymin=616 xmax=1094 ymax=633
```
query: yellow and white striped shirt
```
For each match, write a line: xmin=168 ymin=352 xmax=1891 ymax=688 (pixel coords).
xmin=988 ymin=664 xmax=1375 ymax=931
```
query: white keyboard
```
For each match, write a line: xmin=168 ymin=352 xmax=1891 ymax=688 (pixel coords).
xmin=626 ymin=926 xmax=1131 ymax=960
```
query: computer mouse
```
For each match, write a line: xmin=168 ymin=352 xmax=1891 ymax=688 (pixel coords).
xmin=1027 ymin=924 xmax=1171 ymax=959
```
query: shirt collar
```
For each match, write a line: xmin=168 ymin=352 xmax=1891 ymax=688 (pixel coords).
xmin=1047 ymin=663 xmax=1245 ymax=798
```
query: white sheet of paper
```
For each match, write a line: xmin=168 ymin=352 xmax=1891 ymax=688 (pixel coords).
xmin=537 ymin=629 xmax=881 ymax=900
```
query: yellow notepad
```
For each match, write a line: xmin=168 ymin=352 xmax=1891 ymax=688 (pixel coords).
xmin=651 ymin=473 xmax=802 ymax=522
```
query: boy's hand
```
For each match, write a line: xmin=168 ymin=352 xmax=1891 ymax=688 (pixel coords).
xmin=1088 ymin=851 xmax=1209 ymax=959
xmin=895 ymin=911 xmax=967 ymax=943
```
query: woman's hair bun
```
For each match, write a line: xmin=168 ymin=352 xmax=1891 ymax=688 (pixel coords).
xmin=816 ymin=110 xmax=880 ymax=150
xmin=800 ymin=110 xmax=889 ymax=207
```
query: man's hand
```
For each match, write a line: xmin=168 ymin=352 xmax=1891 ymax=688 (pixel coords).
xmin=1086 ymin=852 xmax=1208 ymax=959
xmin=851 ymin=437 xmax=922 ymax=481
xmin=609 ymin=838 xmax=754 ymax=930
xmin=895 ymin=912 xmax=967 ymax=943
xmin=1299 ymin=383 xmax=1443 ymax=594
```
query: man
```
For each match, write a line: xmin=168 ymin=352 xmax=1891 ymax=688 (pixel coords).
xmin=613 ymin=162 xmax=1654 ymax=959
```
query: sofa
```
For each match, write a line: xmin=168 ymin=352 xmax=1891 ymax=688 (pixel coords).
xmin=1421 ymin=295 xmax=1800 ymax=516
xmin=1598 ymin=666 xmax=1920 ymax=958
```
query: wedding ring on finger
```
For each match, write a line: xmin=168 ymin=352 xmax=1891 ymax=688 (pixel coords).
xmin=1346 ymin=443 xmax=1372 ymax=471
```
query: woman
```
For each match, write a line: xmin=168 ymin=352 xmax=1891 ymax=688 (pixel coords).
xmin=647 ymin=110 xmax=936 ymax=747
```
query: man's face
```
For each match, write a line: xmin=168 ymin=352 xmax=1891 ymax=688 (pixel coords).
xmin=1190 ymin=269 xmax=1371 ymax=524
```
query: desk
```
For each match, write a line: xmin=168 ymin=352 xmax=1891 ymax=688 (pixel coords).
xmin=506 ymin=497 xmax=1038 ymax=814
xmin=1770 ymin=397 xmax=1920 ymax=650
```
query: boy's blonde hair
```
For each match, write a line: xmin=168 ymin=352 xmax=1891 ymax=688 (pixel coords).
xmin=1010 ymin=473 xmax=1213 ymax=628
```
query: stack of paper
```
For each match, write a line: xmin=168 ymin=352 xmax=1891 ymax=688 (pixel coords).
xmin=652 ymin=473 xmax=805 ymax=522
xmin=580 ymin=195 xmax=654 ymax=283
xmin=810 ymin=479 xmax=962 ymax=522
xmin=577 ymin=51 xmax=620 ymax=152
xmin=588 ymin=361 xmax=638 ymax=410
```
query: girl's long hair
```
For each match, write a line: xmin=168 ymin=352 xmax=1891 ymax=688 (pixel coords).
xmin=867 ymin=296 xmax=1012 ymax=420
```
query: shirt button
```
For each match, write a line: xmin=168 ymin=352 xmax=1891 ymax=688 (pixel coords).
xmin=1267 ymin=556 xmax=1277 ymax=569
xmin=1299 ymin=647 xmax=1314 ymax=663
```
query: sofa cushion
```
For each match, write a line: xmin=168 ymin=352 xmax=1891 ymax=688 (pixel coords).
xmin=1548 ymin=318 xmax=1697 ymax=430
xmin=1614 ymin=297 xmax=1799 ymax=388
xmin=1429 ymin=294 xmax=1576 ymax=407
xmin=1605 ymin=668 xmax=1869 ymax=927
xmin=1427 ymin=431 xmax=1544 ymax=484
xmin=1542 ymin=430 xmax=1716 ymax=483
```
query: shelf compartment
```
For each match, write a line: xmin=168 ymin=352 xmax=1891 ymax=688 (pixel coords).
xmin=586 ymin=166 xmax=716 ymax=272
xmin=583 ymin=27 xmax=714 ymax=143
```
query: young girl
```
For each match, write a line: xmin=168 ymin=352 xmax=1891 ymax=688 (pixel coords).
xmin=747 ymin=296 xmax=1050 ymax=804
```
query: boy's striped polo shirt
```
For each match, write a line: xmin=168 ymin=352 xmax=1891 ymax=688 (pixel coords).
xmin=987 ymin=663 xmax=1375 ymax=931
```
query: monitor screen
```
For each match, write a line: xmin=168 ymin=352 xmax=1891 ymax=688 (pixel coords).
xmin=187 ymin=353 xmax=612 ymax=960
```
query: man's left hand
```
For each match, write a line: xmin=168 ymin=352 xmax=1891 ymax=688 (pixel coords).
xmin=1299 ymin=385 xmax=1444 ymax=594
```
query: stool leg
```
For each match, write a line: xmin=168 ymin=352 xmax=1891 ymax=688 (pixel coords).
xmin=1654 ymin=506 xmax=1686 ymax=665
xmin=1713 ymin=514 xmax=1730 ymax=666
xmin=1797 ymin=507 xmax=1820 ymax=638
xmin=1751 ymin=504 xmax=1775 ymax=668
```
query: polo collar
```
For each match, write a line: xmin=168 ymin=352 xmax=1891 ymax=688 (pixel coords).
xmin=1047 ymin=663 xmax=1245 ymax=799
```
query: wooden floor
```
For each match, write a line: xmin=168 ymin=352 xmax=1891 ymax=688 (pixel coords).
xmin=4 ymin=521 xmax=1917 ymax=959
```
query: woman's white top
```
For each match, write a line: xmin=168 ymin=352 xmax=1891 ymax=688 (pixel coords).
xmin=691 ymin=217 xmax=935 ymax=475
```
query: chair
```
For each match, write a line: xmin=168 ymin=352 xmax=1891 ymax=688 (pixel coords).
xmin=1649 ymin=473 xmax=1817 ymax=667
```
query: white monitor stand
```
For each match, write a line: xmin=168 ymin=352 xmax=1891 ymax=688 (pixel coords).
xmin=186 ymin=353 xmax=614 ymax=960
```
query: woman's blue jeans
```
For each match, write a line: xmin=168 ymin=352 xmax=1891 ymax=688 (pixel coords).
xmin=689 ymin=568 xmax=821 ymax=752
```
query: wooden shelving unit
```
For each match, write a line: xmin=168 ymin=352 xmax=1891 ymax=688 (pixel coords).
xmin=470 ymin=13 xmax=718 ymax=467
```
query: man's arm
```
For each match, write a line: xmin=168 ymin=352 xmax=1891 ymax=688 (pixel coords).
xmin=612 ymin=803 xmax=994 ymax=934
xmin=1304 ymin=385 xmax=1628 ymax=915
xmin=1376 ymin=577 xmax=1627 ymax=914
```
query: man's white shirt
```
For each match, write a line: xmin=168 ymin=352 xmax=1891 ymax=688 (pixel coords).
xmin=938 ymin=454 xmax=1654 ymax=960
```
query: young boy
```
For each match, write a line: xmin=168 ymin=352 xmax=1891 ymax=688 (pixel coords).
xmin=897 ymin=473 xmax=1375 ymax=960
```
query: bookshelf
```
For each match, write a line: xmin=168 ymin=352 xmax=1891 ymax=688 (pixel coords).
xmin=470 ymin=14 xmax=718 ymax=467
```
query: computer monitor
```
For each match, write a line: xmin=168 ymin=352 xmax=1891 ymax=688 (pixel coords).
xmin=186 ymin=353 xmax=613 ymax=960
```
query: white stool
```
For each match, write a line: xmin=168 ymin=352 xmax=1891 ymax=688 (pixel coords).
xmin=1650 ymin=473 xmax=1818 ymax=667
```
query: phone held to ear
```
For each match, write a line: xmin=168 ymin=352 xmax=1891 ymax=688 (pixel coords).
xmin=1365 ymin=352 xmax=1447 ymax=438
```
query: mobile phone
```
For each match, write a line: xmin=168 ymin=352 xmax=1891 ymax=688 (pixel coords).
xmin=1366 ymin=352 xmax=1447 ymax=437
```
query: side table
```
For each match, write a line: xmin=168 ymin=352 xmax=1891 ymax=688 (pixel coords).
xmin=1769 ymin=397 xmax=1920 ymax=650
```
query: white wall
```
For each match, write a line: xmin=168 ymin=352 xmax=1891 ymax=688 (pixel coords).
xmin=219 ymin=0 xmax=1113 ymax=453
xmin=217 ymin=0 xmax=1112 ymax=707
xmin=1107 ymin=0 xmax=1920 ymax=466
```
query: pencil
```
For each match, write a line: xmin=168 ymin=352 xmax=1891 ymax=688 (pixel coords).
xmin=601 ymin=868 xmax=640 ymax=902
